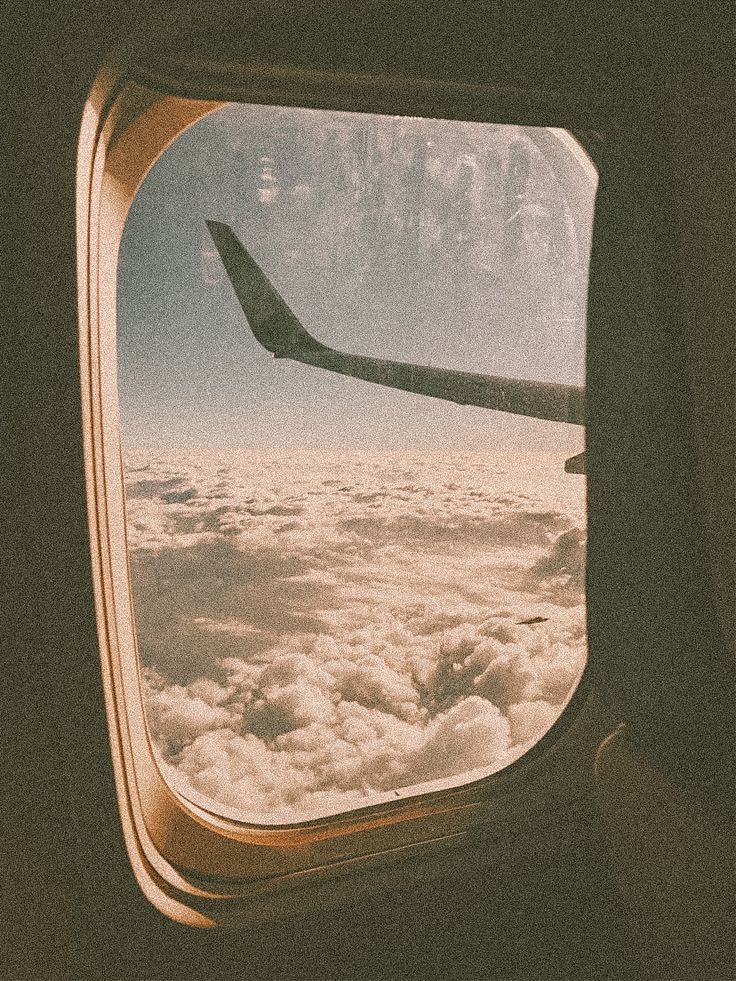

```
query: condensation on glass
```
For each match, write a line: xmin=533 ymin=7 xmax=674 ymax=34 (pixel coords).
xmin=117 ymin=103 xmax=597 ymax=825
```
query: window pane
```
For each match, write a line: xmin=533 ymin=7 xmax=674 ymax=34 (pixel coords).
xmin=118 ymin=103 xmax=595 ymax=824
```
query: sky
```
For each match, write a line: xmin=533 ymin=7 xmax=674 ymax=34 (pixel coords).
xmin=117 ymin=103 xmax=595 ymax=453
xmin=117 ymin=102 xmax=594 ymax=823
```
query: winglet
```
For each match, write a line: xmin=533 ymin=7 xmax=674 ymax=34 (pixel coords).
xmin=205 ymin=220 xmax=327 ymax=358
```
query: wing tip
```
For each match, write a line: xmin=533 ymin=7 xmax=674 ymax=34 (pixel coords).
xmin=205 ymin=220 xmax=327 ymax=359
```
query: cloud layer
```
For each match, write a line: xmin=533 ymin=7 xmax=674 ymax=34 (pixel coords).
xmin=125 ymin=448 xmax=587 ymax=823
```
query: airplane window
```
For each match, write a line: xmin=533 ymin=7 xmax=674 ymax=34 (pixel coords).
xmin=118 ymin=103 xmax=595 ymax=824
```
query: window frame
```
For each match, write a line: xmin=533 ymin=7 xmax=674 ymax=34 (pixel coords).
xmin=77 ymin=56 xmax=608 ymax=925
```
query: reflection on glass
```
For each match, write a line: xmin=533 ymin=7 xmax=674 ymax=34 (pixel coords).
xmin=118 ymin=104 xmax=595 ymax=824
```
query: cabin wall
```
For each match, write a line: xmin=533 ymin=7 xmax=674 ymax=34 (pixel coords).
xmin=2 ymin=3 xmax=731 ymax=979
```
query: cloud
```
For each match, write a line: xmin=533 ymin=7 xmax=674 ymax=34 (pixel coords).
xmin=126 ymin=448 xmax=587 ymax=823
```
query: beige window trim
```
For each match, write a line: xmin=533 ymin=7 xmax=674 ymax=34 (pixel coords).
xmin=77 ymin=57 xmax=605 ymax=926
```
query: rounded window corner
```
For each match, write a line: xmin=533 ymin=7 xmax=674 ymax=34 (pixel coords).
xmin=80 ymin=60 xmax=603 ymax=913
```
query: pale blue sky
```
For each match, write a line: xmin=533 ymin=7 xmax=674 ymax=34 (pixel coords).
xmin=117 ymin=103 xmax=592 ymax=452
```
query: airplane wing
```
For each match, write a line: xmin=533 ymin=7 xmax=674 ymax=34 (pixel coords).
xmin=206 ymin=220 xmax=585 ymax=427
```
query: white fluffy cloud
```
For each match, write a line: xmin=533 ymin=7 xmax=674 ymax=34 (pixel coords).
xmin=125 ymin=448 xmax=587 ymax=823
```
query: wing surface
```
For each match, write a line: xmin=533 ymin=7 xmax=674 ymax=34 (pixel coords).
xmin=207 ymin=220 xmax=585 ymax=426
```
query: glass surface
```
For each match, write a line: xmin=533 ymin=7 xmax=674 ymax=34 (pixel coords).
xmin=118 ymin=103 xmax=596 ymax=824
